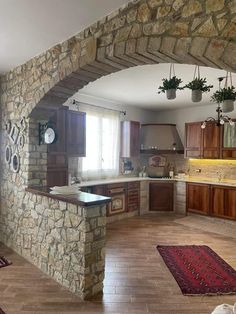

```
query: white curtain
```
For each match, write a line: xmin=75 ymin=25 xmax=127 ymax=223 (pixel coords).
xmin=79 ymin=104 xmax=120 ymax=180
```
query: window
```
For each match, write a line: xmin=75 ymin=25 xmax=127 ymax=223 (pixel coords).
xmin=79 ymin=104 xmax=120 ymax=180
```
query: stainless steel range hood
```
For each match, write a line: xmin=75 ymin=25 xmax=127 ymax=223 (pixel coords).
xmin=140 ymin=124 xmax=184 ymax=153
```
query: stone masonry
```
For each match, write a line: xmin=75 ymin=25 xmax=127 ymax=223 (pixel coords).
xmin=0 ymin=0 xmax=236 ymax=298
xmin=0 ymin=190 xmax=106 ymax=299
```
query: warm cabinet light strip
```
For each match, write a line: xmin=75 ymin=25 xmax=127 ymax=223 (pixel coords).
xmin=189 ymin=159 xmax=236 ymax=164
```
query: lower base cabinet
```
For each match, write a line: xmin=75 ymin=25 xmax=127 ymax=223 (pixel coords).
xmin=82 ymin=182 xmax=140 ymax=216
xmin=187 ymin=183 xmax=210 ymax=215
xmin=212 ymin=185 xmax=236 ymax=219
xmin=187 ymin=183 xmax=236 ymax=220
xmin=149 ymin=182 xmax=173 ymax=211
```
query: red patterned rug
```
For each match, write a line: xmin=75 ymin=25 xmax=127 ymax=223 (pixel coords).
xmin=0 ymin=256 xmax=12 ymax=268
xmin=157 ymin=245 xmax=236 ymax=295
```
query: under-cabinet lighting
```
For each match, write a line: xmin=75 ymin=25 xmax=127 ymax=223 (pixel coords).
xmin=189 ymin=159 xmax=236 ymax=164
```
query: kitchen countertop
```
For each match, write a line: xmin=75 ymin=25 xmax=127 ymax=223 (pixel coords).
xmin=76 ymin=176 xmax=236 ymax=188
xmin=26 ymin=186 xmax=111 ymax=206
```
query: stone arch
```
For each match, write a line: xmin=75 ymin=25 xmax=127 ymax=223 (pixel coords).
xmin=1 ymin=0 xmax=236 ymax=186
xmin=23 ymin=0 xmax=236 ymax=117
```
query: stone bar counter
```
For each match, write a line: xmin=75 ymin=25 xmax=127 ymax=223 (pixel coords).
xmin=25 ymin=186 xmax=111 ymax=299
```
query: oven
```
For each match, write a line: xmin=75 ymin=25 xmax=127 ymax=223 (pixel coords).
xmin=107 ymin=186 xmax=126 ymax=216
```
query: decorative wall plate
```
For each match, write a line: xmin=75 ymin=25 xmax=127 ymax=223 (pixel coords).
xmin=5 ymin=120 xmax=11 ymax=134
xmin=5 ymin=146 xmax=11 ymax=164
xmin=19 ymin=135 xmax=25 ymax=148
xmin=9 ymin=124 xmax=20 ymax=144
xmin=11 ymin=153 xmax=20 ymax=173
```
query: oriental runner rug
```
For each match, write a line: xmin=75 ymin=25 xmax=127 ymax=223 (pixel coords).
xmin=157 ymin=245 xmax=236 ymax=295
xmin=0 ymin=256 xmax=12 ymax=268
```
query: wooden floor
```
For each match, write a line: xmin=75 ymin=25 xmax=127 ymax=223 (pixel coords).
xmin=0 ymin=214 xmax=236 ymax=314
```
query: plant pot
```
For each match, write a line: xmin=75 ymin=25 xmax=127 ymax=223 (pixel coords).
xmin=191 ymin=89 xmax=202 ymax=102
xmin=222 ymin=100 xmax=235 ymax=113
xmin=166 ymin=89 xmax=176 ymax=100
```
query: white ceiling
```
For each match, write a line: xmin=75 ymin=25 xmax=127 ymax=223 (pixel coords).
xmin=78 ymin=64 xmax=235 ymax=110
xmin=0 ymin=0 xmax=129 ymax=73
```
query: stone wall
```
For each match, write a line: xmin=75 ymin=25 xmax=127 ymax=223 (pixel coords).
xmin=0 ymin=0 xmax=236 ymax=298
xmin=0 ymin=191 xmax=106 ymax=299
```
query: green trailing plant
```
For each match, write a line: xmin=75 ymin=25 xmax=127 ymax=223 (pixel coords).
xmin=158 ymin=76 xmax=184 ymax=94
xmin=185 ymin=77 xmax=213 ymax=93
xmin=211 ymin=86 xmax=236 ymax=103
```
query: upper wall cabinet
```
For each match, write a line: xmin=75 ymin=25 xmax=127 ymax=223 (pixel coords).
xmin=185 ymin=122 xmax=202 ymax=158
xmin=185 ymin=121 xmax=236 ymax=159
xmin=67 ymin=110 xmax=86 ymax=157
xmin=120 ymin=121 xmax=140 ymax=158
xmin=222 ymin=122 xmax=236 ymax=159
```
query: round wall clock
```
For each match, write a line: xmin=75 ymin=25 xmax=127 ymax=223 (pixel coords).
xmin=44 ymin=127 xmax=56 ymax=144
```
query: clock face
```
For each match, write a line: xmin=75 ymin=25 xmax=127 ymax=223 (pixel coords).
xmin=44 ymin=127 xmax=56 ymax=144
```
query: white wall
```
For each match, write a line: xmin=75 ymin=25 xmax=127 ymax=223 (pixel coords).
xmin=69 ymin=93 xmax=159 ymax=124
xmin=155 ymin=104 xmax=236 ymax=142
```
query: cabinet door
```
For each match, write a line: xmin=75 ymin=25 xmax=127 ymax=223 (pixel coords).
xmin=149 ymin=183 xmax=173 ymax=211
xmin=92 ymin=185 xmax=107 ymax=196
xmin=185 ymin=122 xmax=202 ymax=158
xmin=47 ymin=108 xmax=68 ymax=186
xmin=202 ymin=123 xmax=220 ymax=159
xmin=222 ymin=122 xmax=236 ymax=159
xmin=212 ymin=186 xmax=236 ymax=219
xmin=120 ymin=121 xmax=140 ymax=158
xmin=187 ymin=183 xmax=210 ymax=215
xmin=67 ymin=110 xmax=86 ymax=157
xmin=127 ymin=181 xmax=140 ymax=212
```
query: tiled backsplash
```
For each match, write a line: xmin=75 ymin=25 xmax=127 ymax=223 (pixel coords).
xmin=188 ymin=159 xmax=236 ymax=180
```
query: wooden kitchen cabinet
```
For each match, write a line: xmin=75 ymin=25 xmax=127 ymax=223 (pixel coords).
xmin=202 ymin=123 xmax=220 ymax=159
xmin=47 ymin=107 xmax=68 ymax=187
xmin=185 ymin=122 xmax=202 ymax=158
xmin=187 ymin=183 xmax=210 ymax=215
xmin=185 ymin=122 xmax=220 ymax=159
xmin=149 ymin=182 xmax=173 ymax=211
xmin=127 ymin=181 xmax=140 ymax=212
xmin=212 ymin=185 xmax=236 ymax=219
xmin=221 ymin=121 xmax=236 ymax=159
xmin=120 ymin=121 xmax=140 ymax=158
xmin=47 ymin=108 xmax=86 ymax=187
xmin=67 ymin=110 xmax=86 ymax=157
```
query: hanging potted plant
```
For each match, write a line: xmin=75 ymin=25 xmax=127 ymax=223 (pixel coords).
xmin=211 ymin=73 xmax=236 ymax=113
xmin=211 ymin=86 xmax=236 ymax=113
xmin=158 ymin=64 xmax=184 ymax=100
xmin=185 ymin=66 xmax=213 ymax=102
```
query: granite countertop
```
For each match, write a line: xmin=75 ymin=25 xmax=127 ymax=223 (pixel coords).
xmin=77 ymin=176 xmax=236 ymax=188
xmin=77 ymin=176 xmax=174 ymax=187
xmin=176 ymin=176 xmax=236 ymax=187
xmin=26 ymin=186 xmax=111 ymax=206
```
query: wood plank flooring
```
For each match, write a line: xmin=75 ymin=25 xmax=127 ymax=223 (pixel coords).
xmin=0 ymin=214 xmax=236 ymax=313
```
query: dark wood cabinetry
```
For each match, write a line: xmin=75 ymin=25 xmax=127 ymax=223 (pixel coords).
xmin=185 ymin=122 xmax=220 ymax=159
xmin=187 ymin=182 xmax=236 ymax=221
xmin=67 ymin=110 xmax=86 ymax=157
xmin=212 ymin=185 xmax=236 ymax=219
xmin=202 ymin=123 xmax=220 ymax=159
xmin=185 ymin=121 xmax=236 ymax=159
xmin=120 ymin=121 xmax=140 ymax=157
xmin=149 ymin=182 xmax=173 ymax=211
xmin=127 ymin=181 xmax=140 ymax=212
xmin=185 ymin=122 xmax=202 ymax=158
xmin=47 ymin=107 xmax=68 ymax=187
xmin=47 ymin=108 xmax=86 ymax=187
xmin=187 ymin=183 xmax=210 ymax=215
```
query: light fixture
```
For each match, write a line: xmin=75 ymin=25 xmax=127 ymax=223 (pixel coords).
xmin=201 ymin=77 xmax=235 ymax=129
xmin=201 ymin=104 xmax=235 ymax=129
